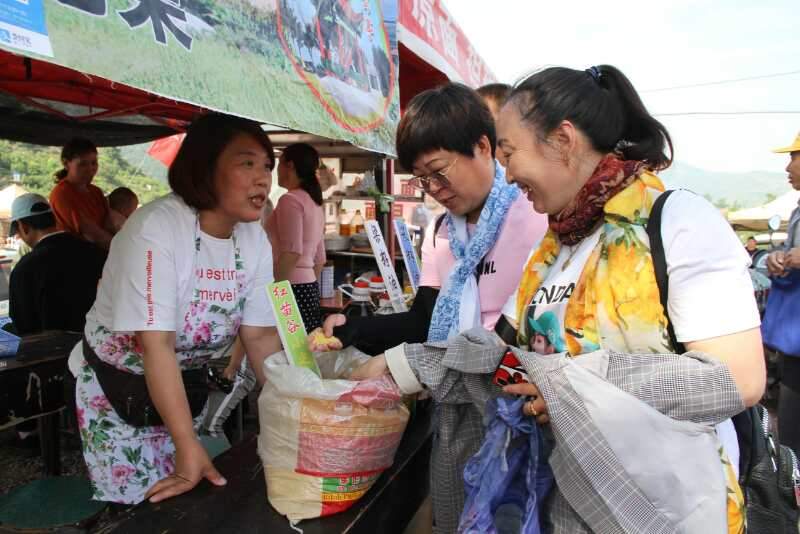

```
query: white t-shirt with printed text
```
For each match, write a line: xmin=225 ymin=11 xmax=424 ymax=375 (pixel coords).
xmin=501 ymin=191 xmax=759 ymax=475
xmin=502 ymin=190 xmax=760 ymax=348
xmin=76 ymin=194 xmax=275 ymax=374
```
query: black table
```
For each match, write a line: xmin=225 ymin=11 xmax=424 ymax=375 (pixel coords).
xmin=0 ymin=330 xmax=82 ymax=475
xmin=98 ymin=404 xmax=433 ymax=534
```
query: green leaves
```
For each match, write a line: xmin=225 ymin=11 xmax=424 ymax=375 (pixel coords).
xmin=0 ymin=140 xmax=169 ymax=203
xmin=122 ymin=446 xmax=142 ymax=466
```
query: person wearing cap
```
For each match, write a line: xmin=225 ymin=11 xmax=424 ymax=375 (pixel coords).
xmin=764 ymin=132 xmax=800 ymax=454
xmin=7 ymin=193 xmax=106 ymax=336
xmin=767 ymin=133 xmax=800 ymax=276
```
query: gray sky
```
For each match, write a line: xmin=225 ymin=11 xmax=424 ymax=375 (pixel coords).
xmin=446 ymin=0 xmax=798 ymax=174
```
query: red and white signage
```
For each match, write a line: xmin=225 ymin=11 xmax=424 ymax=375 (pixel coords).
xmin=398 ymin=0 xmax=496 ymax=88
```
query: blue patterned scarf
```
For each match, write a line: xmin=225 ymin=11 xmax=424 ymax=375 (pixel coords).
xmin=427 ymin=163 xmax=520 ymax=341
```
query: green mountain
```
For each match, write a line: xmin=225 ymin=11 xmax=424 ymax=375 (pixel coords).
xmin=660 ymin=161 xmax=790 ymax=210
xmin=0 ymin=140 xmax=170 ymax=204
xmin=1 ymin=140 xmax=789 ymax=213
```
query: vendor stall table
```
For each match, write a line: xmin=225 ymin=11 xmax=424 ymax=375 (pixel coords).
xmin=98 ymin=403 xmax=433 ymax=534
xmin=0 ymin=331 xmax=82 ymax=475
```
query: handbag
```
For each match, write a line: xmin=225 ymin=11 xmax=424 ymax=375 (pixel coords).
xmin=82 ymin=338 xmax=210 ymax=427
xmin=761 ymin=270 xmax=800 ymax=356
xmin=648 ymin=191 xmax=800 ymax=533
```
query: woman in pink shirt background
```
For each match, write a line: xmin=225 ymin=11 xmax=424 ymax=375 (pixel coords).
xmin=266 ymin=143 xmax=326 ymax=329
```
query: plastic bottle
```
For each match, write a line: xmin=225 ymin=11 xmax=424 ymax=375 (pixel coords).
xmin=368 ymin=276 xmax=386 ymax=307
xmin=350 ymin=209 xmax=365 ymax=235
xmin=339 ymin=209 xmax=351 ymax=236
xmin=342 ymin=280 xmax=373 ymax=317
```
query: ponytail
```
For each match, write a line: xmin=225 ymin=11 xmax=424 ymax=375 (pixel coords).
xmin=595 ymin=66 xmax=673 ymax=170
xmin=282 ymin=143 xmax=322 ymax=205
xmin=509 ymin=65 xmax=673 ymax=171
xmin=54 ymin=168 xmax=68 ymax=181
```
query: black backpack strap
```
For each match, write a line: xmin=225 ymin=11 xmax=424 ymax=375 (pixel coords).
xmin=646 ymin=189 xmax=685 ymax=354
xmin=648 ymin=190 xmax=765 ymax=484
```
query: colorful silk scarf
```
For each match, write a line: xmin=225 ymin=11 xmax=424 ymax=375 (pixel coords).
xmin=515 ymin=170 xmax=746 ymax=534
xmin=428 ymin=162 xmax=519 ymax=342
xmin=549 ymin=154 xmax=644 ymax=246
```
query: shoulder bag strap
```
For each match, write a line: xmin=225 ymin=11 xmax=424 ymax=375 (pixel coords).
xmin=645 ymin=189 xmax=685 ymax=354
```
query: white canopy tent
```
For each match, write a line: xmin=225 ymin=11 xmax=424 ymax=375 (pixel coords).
xmin=727 ymin=190 xmax=800 ymax=231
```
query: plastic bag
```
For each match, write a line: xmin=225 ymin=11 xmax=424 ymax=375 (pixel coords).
xmin=257 ymin=348 xmax=410 ymax=521
xmin=459 ymin=397 xmax=553 ymax=534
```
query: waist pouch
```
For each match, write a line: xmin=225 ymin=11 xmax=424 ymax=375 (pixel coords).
xmin=82 ymin=337 xmax=209 ymax=427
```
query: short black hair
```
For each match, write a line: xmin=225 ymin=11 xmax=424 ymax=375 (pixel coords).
xmin=396 ymin=82 xmax=495 ymax=171
xmin=476 ymin=83 xmax=512 ymax=107
xmin=169 ymin=113 xmax=275 ymax=210
xmin=108 ymin=187 xmax=138 ymax=212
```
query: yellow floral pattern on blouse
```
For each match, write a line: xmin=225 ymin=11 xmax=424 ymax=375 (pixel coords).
xmin=515 ymin=172 xmax=745 ymax=533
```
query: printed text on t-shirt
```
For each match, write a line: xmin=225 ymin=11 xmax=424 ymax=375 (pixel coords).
xmin=532 ymin=283 xmax=575 ymax=305
xmin=146 ymin=250 xmax=154 ymax=326
xmin=196 ymin=268 xmax=237 ymax=281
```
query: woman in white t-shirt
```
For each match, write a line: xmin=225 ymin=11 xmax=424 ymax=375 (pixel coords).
xmin=353 ymin=66 xmax=765 ymax=531
xmin=497 ymin=65 xmax=764 ymax=532
xmin=71 ymin=113 xmax=282 ymax=505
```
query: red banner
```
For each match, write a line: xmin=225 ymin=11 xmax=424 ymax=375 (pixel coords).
xmin=398 ymin=0 xmax=495 ymax=88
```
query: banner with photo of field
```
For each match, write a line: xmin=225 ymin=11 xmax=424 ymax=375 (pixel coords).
xmin=1 ymin=0 xmax=400 ymax=154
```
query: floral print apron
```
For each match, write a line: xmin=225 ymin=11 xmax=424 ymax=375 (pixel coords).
xmin=76 ymin=221 xmax=246 ymax=504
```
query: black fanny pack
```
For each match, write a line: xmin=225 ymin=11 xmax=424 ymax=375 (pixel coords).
xmin=82 ymin=338 xmax=209 ymax=427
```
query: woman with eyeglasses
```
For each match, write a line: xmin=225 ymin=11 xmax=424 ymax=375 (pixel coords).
xmin=309 ymin=82 xmax=547 ymax=355
xmin=70 ymin=113 xmax=283 ymax=505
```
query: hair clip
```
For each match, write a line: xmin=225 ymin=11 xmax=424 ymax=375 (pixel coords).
xmin=585 ymin=66 xmax=602 ymax=83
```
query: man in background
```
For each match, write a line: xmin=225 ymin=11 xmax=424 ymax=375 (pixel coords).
xmin=765 ymin=133 xmax=800 ymax=454
xmin=7 ymin=193 xmax=106 ymax=336
xmin=477 ymin=83 xmax=511 ymax=166
xmin=745 ymin=236 xmax=759 ymax=258
xmin=4 ymin=193 xmax=106 ymax=450
xmin=476 ymin=83 xmax=511 ymax=122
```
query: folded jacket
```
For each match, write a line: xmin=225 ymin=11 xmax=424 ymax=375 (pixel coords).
xmin=386 ymin=327 xmax=744 ymax=534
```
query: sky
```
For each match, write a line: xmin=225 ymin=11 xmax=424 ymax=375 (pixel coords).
xmin=446 ymin=0 xmax=798 ymax=175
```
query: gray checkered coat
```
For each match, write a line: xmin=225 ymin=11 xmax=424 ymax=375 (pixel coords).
xmin=400 ymin=328 xmax=744 ymax=533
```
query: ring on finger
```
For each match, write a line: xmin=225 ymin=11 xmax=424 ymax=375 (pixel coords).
xmin=526 ymin=400 xmax=538 ymax=417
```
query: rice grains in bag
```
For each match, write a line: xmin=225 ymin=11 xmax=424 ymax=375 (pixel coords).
xmin=257 ymin=348 xmax=410 ymax=521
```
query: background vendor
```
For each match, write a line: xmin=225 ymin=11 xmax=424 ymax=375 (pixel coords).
xmin=49 ymin=137 xmax=115 ymax=248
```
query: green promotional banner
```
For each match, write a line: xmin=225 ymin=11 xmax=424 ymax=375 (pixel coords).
xmin=267 ymin=280 xmax=321 ymax=377
xmin=3 ymin=0 xmax=400 ymax=155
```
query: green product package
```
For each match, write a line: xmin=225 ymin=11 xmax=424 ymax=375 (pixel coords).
xmin=267 ymin=281 xmax=321 ymax=377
